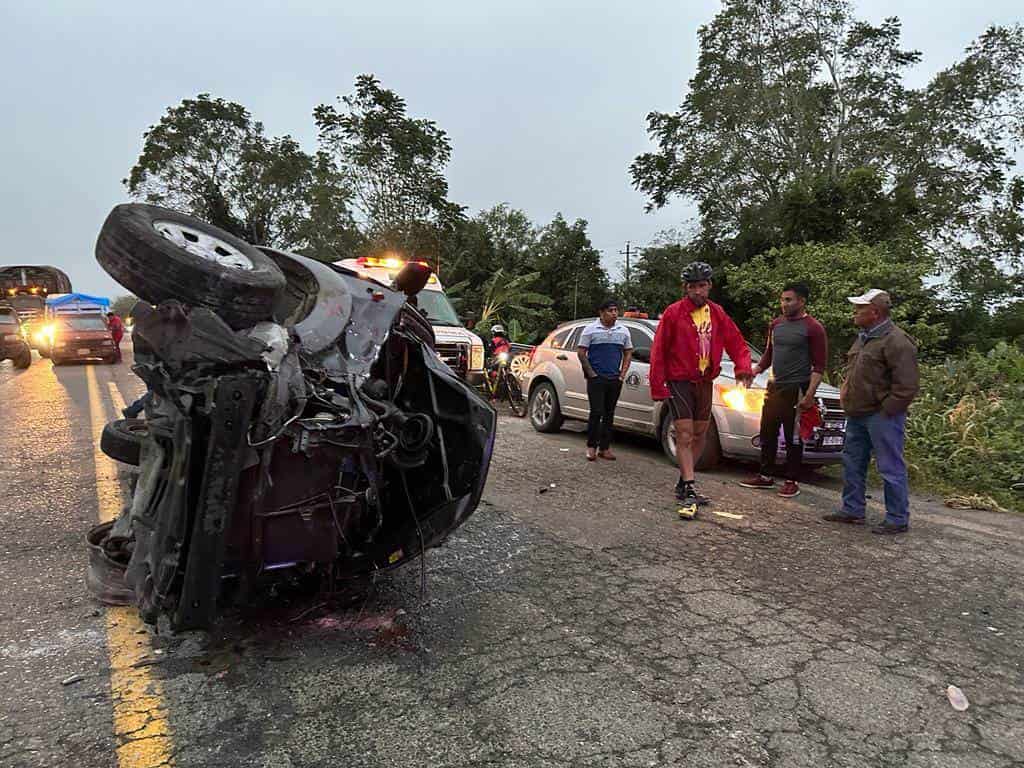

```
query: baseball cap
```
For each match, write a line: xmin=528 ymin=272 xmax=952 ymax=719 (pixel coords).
xmin=847 ymin=289 xmax=891 ymax=308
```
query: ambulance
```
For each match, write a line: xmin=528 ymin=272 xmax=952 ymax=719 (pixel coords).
xmin=338 ymin=255 xmax=486 ymax=384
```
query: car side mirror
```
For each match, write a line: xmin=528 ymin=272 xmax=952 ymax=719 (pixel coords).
xmin=632 ymin=348 xmax=651 ymax=364
xmin=393 ymin=262 xmax=431 ymax=298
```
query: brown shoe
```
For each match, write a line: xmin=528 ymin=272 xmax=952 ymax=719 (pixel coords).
xmin=778 ymin=480 xmax=800 ymax=498
xmin=598 ymin=449 xmax=617 ymax=461
xmin=739 ymin=474 xmax=774 ymax=489
xmin=586 ymin=448 xmax=597 ymax=461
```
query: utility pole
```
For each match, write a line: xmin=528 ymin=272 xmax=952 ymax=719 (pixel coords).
xmin=619 ymin=241 xmax=635 ymax=306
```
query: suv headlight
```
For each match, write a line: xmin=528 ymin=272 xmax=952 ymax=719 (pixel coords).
xmin=470 ymin=344 xmax=484 ymax=371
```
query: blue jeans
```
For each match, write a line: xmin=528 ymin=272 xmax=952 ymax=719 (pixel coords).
xmin=841 ymin=411 xmax=910 ymax=526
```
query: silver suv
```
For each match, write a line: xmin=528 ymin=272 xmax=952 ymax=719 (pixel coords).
xmin=521 ymin=318 xmax=846 ymax=469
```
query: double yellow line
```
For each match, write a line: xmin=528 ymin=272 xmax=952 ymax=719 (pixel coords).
xmin=85 ymin=366 xmax=174 ymax=767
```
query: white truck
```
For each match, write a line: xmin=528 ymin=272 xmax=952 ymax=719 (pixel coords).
xmin=338 ymin=256 xmax=486 ymax=384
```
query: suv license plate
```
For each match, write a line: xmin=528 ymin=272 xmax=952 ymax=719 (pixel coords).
xmin=77 ymin=348 xmax=91 ymax=355
xmin=823 ymin=435 xmax=844 ymax=447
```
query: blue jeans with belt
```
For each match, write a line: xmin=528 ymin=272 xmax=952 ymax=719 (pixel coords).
xmin=841 ymin=411 xmax=910 ymax=526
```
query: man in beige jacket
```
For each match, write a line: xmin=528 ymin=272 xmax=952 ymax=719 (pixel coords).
xmin=823 ymin=289 xmax=919 ymax=534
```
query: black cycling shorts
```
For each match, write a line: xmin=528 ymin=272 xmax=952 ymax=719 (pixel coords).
xmin=666 ymin=380 xmax=714 ymax=423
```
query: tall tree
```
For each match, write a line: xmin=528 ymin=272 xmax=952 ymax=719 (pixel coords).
xmin=125 ymin=94 xmax=357 ymax=255
xmin=534 ymin=214 xmax=610 ymax=322
xmin=314 ymin=75 xmax=465 ymax=261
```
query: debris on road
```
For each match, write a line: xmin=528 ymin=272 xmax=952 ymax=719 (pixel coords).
xmin=946 ymin=685 xmax=970 ymax=711
xmin=712 ymin=510 xmax=745 ymax=520
xmin=60 ymin=674 xmax=84 ymax=686
xmin=944 ymin=494 xmax=1009 ymax=513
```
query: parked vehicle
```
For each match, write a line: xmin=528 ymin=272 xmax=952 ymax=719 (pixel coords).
xmin=37 ymin=293 xmax=114 ymax=363
xmin=0 ymin=303 xmax=31 ymax=369
xmin=0 ymin=265 xmax=72 ymax=351
xmin=521 ymin=318 xmax=847 ymax=469
xmin=338 ymin=256 xmax=487 ymax=385
xmin=87 ymin=204 xmax=496 ymax=630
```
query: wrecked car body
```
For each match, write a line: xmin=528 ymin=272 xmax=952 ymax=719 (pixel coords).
xmin=88 ymin=205 xmax=496 ymax=630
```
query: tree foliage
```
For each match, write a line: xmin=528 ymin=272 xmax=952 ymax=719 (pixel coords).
xmin=125 ymin=94 xmax=357 ymax=258
xmin=631 ymin=0 xmax=1024 ymax=350
xmin=725 ymin=240 xmax=945 ymax=369
xmin=314 ymin=75 xmax=464 ymax=260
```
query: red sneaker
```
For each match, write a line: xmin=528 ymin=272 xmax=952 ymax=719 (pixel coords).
xmin=778 ymin=480 xmax=800 ymax=498
xmin=739 ymin=474 xmax=774 ymax=489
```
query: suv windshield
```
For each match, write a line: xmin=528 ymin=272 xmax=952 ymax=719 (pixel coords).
xmin=61 ymin=316 xmax=108 ymax=332
xmin=416 ymin=291 xmax=462 ymax=327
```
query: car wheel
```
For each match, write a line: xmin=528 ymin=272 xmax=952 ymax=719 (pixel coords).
xmin=95 ymin=204 xmax=286 ymax=330
xmin=528 ymin=381 xmax=563 ymax=433
xmin=660 ymin=410 xmax=722 ymax=470
xmin=37 ymin=347 xmax=50 ymax=359
xmin=13 ymin=350 xmax=31 ymax=369
xmin=509 ymin=353 xmax=531 ymax=380
xmin=100 ymin=418 xmax=148 ymax=466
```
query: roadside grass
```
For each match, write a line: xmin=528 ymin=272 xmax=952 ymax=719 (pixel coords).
xmin=819 ymin=343 xmax=1024 ymax=514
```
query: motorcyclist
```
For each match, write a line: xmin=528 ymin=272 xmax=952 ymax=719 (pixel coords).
xmin=489 ymin=324 xmax=511 ymax=359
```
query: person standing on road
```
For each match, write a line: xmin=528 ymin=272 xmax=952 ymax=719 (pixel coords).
xmin=740 ymin=283 xmax=828 ymax=498
xmin=822 ymin=289 xmax=919 ymax=535
xmin=107 ymin=312 xmax=124 ymax=362
xmin=650 ymin=262 xmax=754 ymax=506
xmin=578 ymin=299 xmax=633 ymax=461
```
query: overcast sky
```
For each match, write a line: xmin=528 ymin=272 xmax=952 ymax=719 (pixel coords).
xmin=1 ymin=1 xmax=1020 ymax=297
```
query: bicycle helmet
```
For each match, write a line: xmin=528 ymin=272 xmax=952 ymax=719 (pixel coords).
xmin=490 ymin=324 xmax=506 ymax=335
xmin=682 ymin=261 xmax=713 ymax=283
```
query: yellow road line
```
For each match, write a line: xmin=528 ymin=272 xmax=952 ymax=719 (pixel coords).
xmin=87 ymin=365 xmax=175 ymax=767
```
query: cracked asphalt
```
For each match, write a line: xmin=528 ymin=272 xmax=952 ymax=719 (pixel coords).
xmin=1 ymin=349 xmax=1022 ymax=767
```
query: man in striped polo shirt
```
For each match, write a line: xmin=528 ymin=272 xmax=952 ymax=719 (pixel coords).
xmin=577 ymin=299 xmax=633 ymax=461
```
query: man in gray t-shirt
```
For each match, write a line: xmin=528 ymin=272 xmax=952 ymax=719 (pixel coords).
xmin=739 ymin=283 xmax=828 ymax=498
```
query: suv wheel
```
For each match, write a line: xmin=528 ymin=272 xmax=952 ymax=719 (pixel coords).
xmin=100 ymin=418 xmax=149 ymax=466
xmin=95 ymin=204 xmax=286 ymax=330
xmin=528 ymin=381 xmax=563 ymax=433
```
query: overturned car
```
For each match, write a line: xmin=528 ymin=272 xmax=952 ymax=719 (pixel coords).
xmin=87 ymin=204 xmax=496 ymax=630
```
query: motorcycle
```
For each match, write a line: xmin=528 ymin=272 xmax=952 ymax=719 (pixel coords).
xmin=87 ymin=205 xmax=497 ymax=630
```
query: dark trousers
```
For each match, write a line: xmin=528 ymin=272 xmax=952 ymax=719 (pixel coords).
xmin=586 ymin=377 xmax=622 ymax=450
xmin=758 ymin=381 xmax=807 ymax=481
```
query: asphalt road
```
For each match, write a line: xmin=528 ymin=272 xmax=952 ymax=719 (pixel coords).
xmin=1 ymin=350 xmax=1022 ymax=768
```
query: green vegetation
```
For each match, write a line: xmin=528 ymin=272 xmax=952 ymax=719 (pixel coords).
xmin=907 ymin=345 xmax=1024 ymax=513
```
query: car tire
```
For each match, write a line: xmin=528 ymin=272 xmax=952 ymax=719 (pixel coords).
xmin=38 ymin=347 xmax=50 ymax=359
xmin=13 ymin=349 xmax=31 ymax=369
xmin=95 ymin=204 xmax=286 ymax=330
xmin=100 ymin=418 xmax=148 ymax=466
xmin=660 ymin=410 xmax=722 ymax=470
xmin=528 ymin=381 xmax=563 ymax=433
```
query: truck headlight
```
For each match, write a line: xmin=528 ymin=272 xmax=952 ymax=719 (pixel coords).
xmin=470 ymin=344 xmax=484 ymax=371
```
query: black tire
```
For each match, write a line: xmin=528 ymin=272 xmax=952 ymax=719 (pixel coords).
xmin=95 ymin=204 xmax=286 ymax=330
xmin=100 ymin=418 xmax=148 ymax=466
xmin=37 ymin=347 xmax=50 ymax=359
xmin=660 ymin=409 xmax=722 ymax=470
xmin=528 ymin=381 xmax=563 ymax=433
xmin=13 ymin=349 xmax=31 ymax=369
xmin=504 ymin=373 xmax=526 ymax=417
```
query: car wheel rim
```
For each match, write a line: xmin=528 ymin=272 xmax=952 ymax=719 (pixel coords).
xmin=532 ymin=388 xmax=552 ymax=424
xmin=666 ymin=420 xmax=677 ymax=455
xmin=509 ymin=354 xmax=530 ymax=379
xmin=154 ymin=221 xmax=254 ymax=270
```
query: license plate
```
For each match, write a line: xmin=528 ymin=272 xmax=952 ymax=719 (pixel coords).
xmin=823 ymin=435 xmax=844 ymax=447
xmin=825 ymin=420 xmax=846 ymax=430
xmin=77 ymin=348 xmax=91 ymax=355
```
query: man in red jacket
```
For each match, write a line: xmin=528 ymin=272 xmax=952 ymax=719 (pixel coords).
xmin=650 ymin=261 xmax=754 ymax=506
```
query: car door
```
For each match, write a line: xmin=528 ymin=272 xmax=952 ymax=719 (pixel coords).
xmin=560 ymin=325 xmax=590 ymax=418
xmin=614 ymin=323 xmax=656 ymax=434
